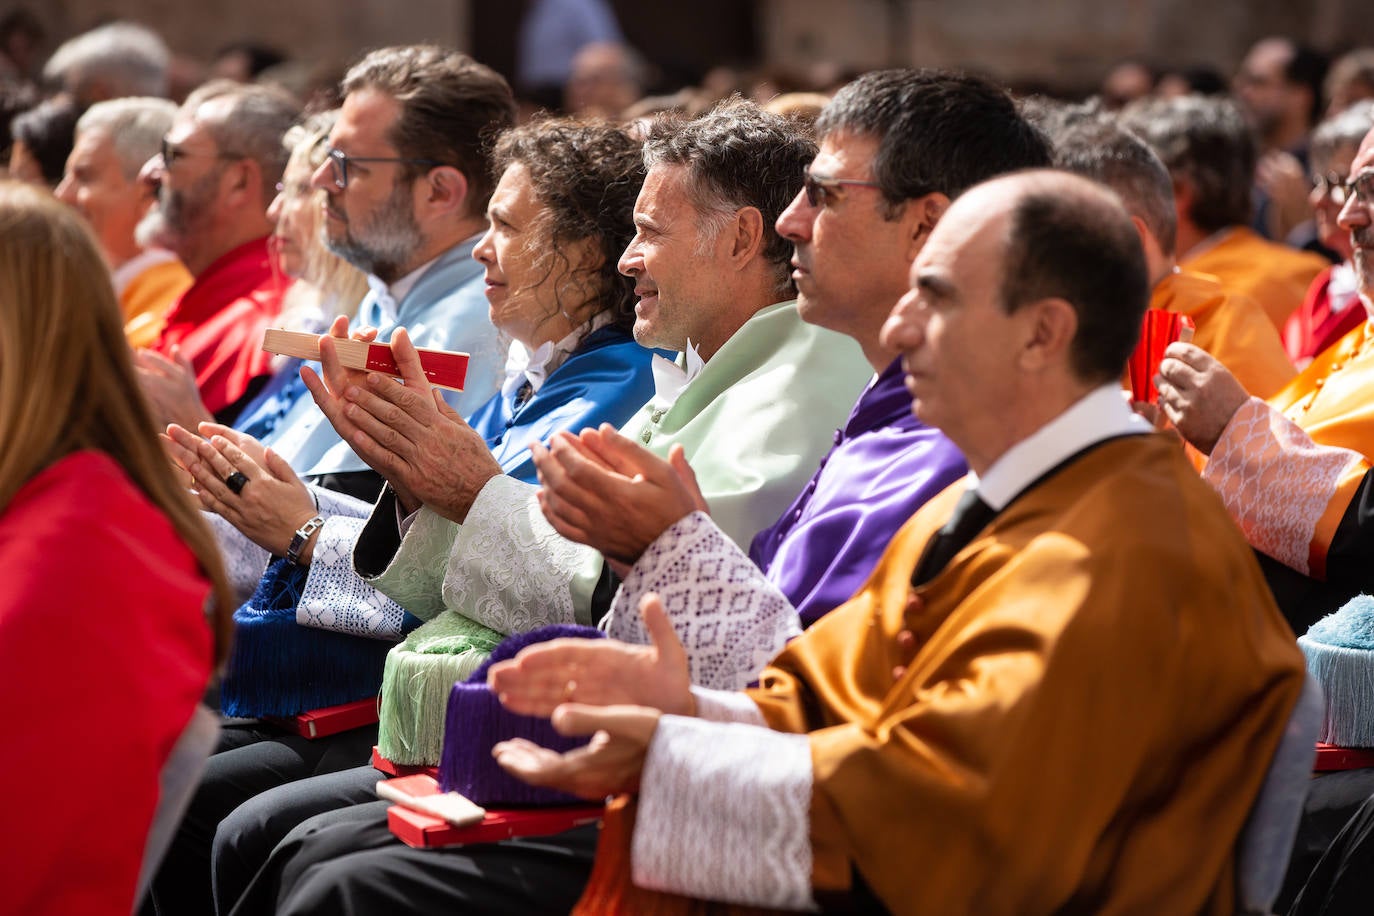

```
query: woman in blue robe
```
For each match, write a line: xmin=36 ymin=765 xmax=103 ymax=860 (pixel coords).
xmin=149 ymin=118 xmax=665 ymax=916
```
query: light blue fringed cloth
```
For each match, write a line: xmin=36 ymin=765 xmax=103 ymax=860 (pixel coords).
xmin=1298 ymin=593 xmax=1374 ymax=747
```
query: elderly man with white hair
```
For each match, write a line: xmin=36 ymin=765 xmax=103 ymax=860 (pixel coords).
xmin=56 ymin=97 xmax=191 ymax=347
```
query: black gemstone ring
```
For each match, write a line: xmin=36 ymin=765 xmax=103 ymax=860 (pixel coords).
xmin=225 ymin=471 xmax=249 ymax=495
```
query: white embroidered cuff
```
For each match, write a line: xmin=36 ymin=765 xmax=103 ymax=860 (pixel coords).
xmin=609 ymin=511 xmax=801 ymax=690
xmin=1204 ymin=397 xmax=1364 ymax=573
xmin=363 ymin=503 xmax=458 ymax=621
xmin=309 ymin=484 xmax=373 ymax=521
xmin=634 ymin=715 xmax=817 ymax=911
xmin=206 ymin=510 xmax=269 ymax=604
xmin=298 ymin=515 xmax=410 ymax=639
xmin=691 ymin=686 xmax=766 ymax=724
xmin=442 ymin=475 xmax=600 ymax=633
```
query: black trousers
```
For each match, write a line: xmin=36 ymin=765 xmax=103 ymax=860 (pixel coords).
xmin=232 ymin=799 xmax=598 ymax=915
xmin=146 ymin=721 xmax=378 ymax=916
xmin=1288 ymin=788 xmax=1374 ymax=915
xmin=1277 ymin=767 xmax=1374 ymax=913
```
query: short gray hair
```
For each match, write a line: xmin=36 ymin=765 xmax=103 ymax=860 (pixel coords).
xmin=642 ymin=99 xmax=816 ymax=297
xmin=183 ymin=80 xmax=301 ymax=202
xmin=1121 ymin=95 xmax=1255 ymax=233
xmin=42 ymin=21 xmax=169 ymax=101
xmin=1311 ymin=101 xmax=1374 ymax=172
xmin=75 ymin=97 xmax=177 ymax=180
xmin=1050 ymin=116 xmax=1178 ymax=255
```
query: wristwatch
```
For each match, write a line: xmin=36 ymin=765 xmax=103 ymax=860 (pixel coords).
xmin=286 ymin=515 xmax=325 ymax=565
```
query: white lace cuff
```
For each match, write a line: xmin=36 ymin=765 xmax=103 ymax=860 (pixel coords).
xmin=364 ymin=502 xmax=457 ymax=621
xmin=206 ymin=511 xmax=269 ymax=604
xmin=441 ymin=475 xmax=602 ymax=633
xmin=691 ymin=687 xmax=766 ymax=724
xmin=608 ymin=512 xmax=801 ymax=690
xmin=298 ymin=514 xmax=410 ymax=639
xmin=1204 ymin=397 xmax=1365 ymax=573
xmin=309 ymin=484 xmax=372 ymax=521
xmin=634 ymin=715 xmax=817 ymax=910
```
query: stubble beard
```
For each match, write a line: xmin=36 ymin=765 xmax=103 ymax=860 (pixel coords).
xmin=325 ymin=180 xmax=422 ymax=284
xmin=135 ymin=169 xmax=217 ymax=254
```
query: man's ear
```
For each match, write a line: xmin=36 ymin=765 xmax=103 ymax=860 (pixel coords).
xmin=727 ymin=205 xmax=766 ymax=268
xmin=417 ymin=165 xmax=469 ymax=220
xmin=1017 ymin=296 xmax=1079 ymax=372
xmin=220 ymin=157 xmax=263 ymax=212
xmin=904 ymin=192 xmax=950 ymax=260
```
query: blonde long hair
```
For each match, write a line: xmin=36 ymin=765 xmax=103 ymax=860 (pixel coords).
xmin=273 ymin=111 xmax=369 ymax=334
xmin=0 ymin=180 xmax=233 ymax=664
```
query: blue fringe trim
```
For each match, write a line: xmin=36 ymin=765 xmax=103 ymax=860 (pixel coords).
xmin=220 ymin=557 xmax=395 ymax=717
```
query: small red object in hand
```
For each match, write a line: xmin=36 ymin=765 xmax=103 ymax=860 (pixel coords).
xmin=1128 ymin=310 xmax=1195 ymax=404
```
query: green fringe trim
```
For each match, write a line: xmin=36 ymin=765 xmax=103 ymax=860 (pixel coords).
xmin=377 ymin=611 xmax=504 ymax=765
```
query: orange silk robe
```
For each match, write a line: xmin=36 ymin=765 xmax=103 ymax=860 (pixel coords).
xmin=1151 ymin=269 xmax=1295 ymax=398
xmin=748 ymin=434 xmax=1304 ymax=915
xmin=1180 ymin=227 xmax=1329 ymax=332
xmin=120 ymin=257 xmax=192 ymax=350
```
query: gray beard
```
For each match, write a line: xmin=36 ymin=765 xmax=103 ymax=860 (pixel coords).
xmin=134 ymin=206 xmax=168 ymax=251
xmin=1355 ymin=246 xmax=1374 ymax=309
xmin=325 ymin=184 xmax=423 ymax=284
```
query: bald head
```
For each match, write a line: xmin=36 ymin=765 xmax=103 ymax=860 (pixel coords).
xmin=881 ymin=170 xmax=1147 ymax=470
xmin=992 ymin=170 xmax=1149 ymax=384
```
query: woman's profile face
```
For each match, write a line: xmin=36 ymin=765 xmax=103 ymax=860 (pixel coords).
xmin=267 ymin=156 xmax=322 ymax=280
xmin=473 ymin=162 xmax=601 ymax=349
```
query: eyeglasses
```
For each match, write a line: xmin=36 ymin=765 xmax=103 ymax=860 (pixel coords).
xmin=160 ymin=138 xmax=244 ymax=169
xmin=323 ymin=147 xmax=442 ymax=190
xmin=802 ymin=171 xmax=884 ymax=208
xmin=1313 ymin=170 xmax=1374 ymax=207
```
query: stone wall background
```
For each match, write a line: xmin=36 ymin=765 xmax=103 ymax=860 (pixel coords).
xmin=14 ymin=0 xmax=1374 ymax=96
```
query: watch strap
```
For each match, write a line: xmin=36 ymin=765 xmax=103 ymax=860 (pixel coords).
xmin=286 ymin=515 xmax=326 ymax=565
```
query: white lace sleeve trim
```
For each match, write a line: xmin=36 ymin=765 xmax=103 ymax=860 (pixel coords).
xmin=206 ymin=510 xmax=268 ymax=604
xmin=607 ymin=512 xmax=801 ymax=690
xmin=297 ymin=514 xmax=410 ymax=639
xmin=691 ymin=686 xmax=766 ymax=724
xmin=1204 ymin=397 xmax=1364 ymax=573
xmin=310 ymin=485 xmax=373 ymax=520
xmin=363 ymin=503 xmax=457 ymax=621
xmin=633 ymin=715 xmax=817 ymax=911
xmin=441 ymin=475 xmax=601 ymax=633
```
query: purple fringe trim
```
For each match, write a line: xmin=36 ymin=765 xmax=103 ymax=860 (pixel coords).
xmin=440 ymin=625 xmax=604 ymax=805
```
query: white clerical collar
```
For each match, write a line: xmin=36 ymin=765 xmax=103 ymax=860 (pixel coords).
xmin=650 ymin=339 xmax=705 ymax=407
xmin=970 ymin=384 xmax=1150 ymax=511
xmin=111 ymin=247 xmax=181 ymax=297
xmin=366 ymin=255 xmax=440 ymax=325
xmin=501 ymin=311 xmax=613 ymax=400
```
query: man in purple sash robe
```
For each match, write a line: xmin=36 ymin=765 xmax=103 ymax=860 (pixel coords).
xmin=539 ymin=70 xmax=1052 ymax=626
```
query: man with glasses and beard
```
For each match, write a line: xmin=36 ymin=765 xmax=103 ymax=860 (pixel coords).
xmin=136 ymin=80 xmax=299 ymax=423
xmin=144 ymin=46 xmax=513 ymax=916
xmin=244 ymin=44 xmax=509 ymax=497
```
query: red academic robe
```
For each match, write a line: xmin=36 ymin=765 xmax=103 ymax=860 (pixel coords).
xmin=0 ymin=451 xmax=213 ymax=915
xmin=151 ymin=237 xmax=287 ymax=418
xmin=1282 ymin=265 xmax=1366 ymax=368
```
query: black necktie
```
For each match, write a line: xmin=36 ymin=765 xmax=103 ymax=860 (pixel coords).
xmin=911 ymin=488 xmax=996 ymax=587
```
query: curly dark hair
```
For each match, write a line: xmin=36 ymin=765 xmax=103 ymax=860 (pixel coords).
xmin=491 ymin=117 xmax=646 ymax=334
